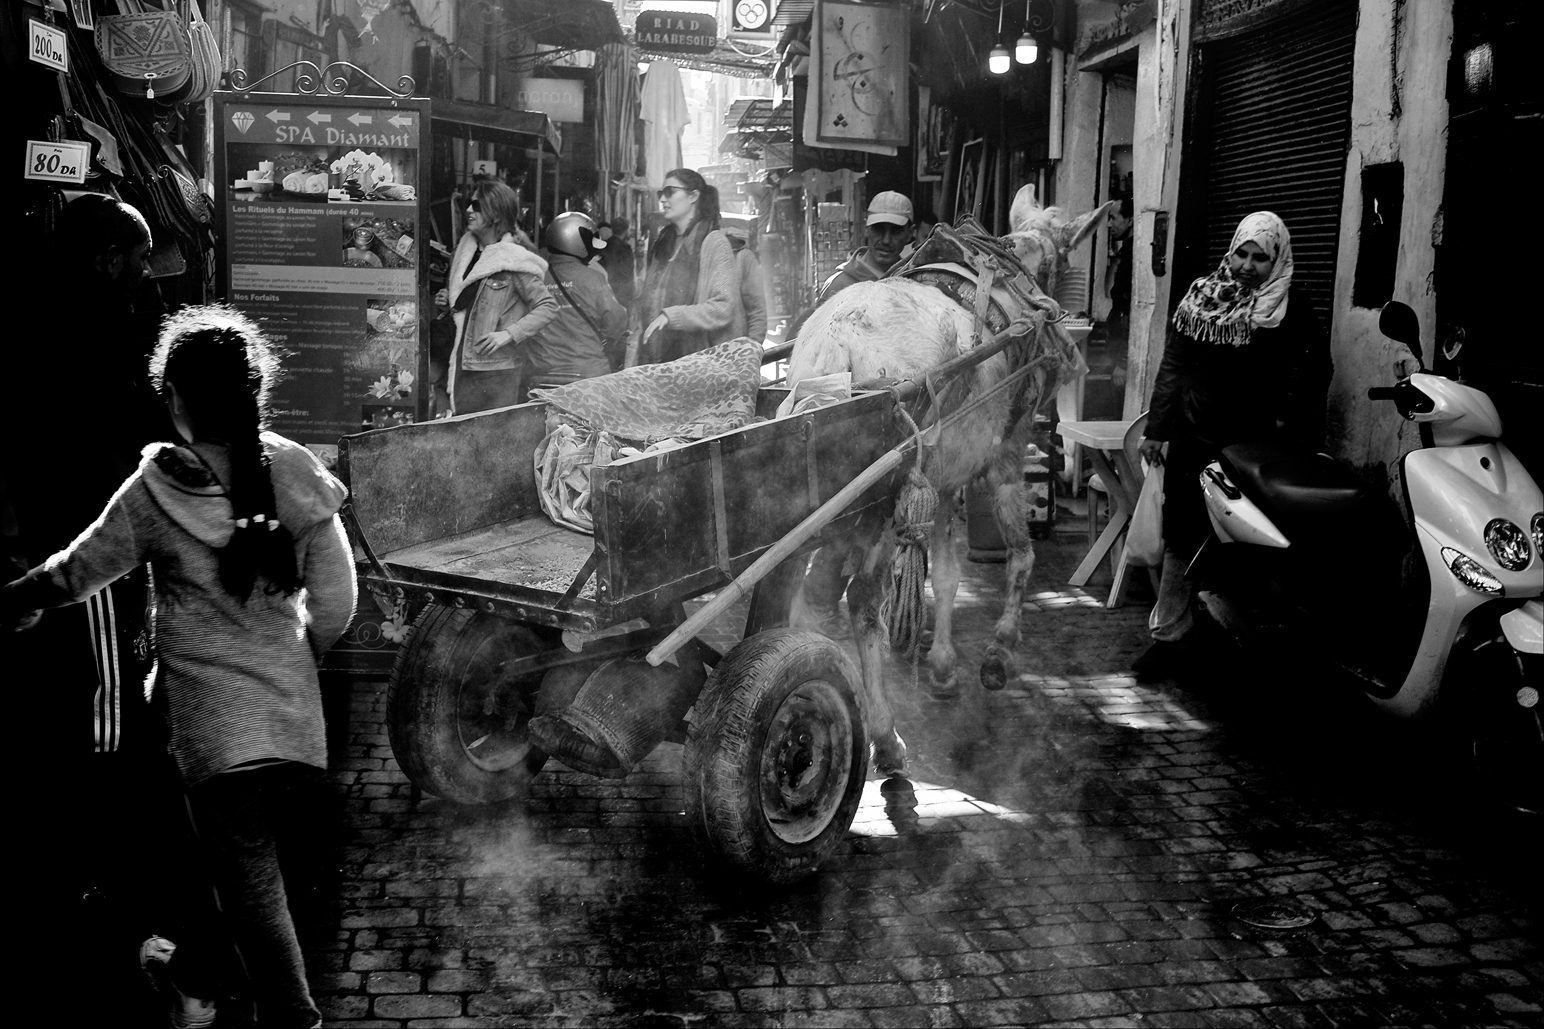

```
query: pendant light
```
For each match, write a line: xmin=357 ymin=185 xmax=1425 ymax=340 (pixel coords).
xmin=989 ymin=0 xmax=1010 ymax=74
xmin=1015 ymin=0 xmax=1038 ymax=63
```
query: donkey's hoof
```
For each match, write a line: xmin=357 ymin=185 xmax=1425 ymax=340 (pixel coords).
xmin=872 ymin=732 xmax=908 ymax=777
xmin=925 ymin=668 xmax=958 ymax=700
xmin=980 ymin=644 xmax=1015 ymax=691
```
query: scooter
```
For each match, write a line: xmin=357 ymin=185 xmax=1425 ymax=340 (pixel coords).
xmin=1189 ymin=301 xmax=1541 ymax=811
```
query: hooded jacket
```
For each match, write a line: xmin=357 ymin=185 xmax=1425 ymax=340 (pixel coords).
xmin=1 ymin=433 xmax=356 ymax=785
xmin=817 ymin=246 xmax=888 ymax=303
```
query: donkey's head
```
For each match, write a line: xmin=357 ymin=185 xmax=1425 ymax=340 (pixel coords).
xmin=1004 ymin=186 xmax=1116 ymax=314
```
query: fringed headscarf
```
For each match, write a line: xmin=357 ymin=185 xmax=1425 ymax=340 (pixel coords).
xmin=1173 ymin=211 xmax=1293 ymax=346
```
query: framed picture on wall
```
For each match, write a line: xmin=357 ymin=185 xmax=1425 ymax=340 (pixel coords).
xmin=917 ymin=86 xmax=951 ymax=182
xmin=955 ymin=137 xmax=985 ymax=226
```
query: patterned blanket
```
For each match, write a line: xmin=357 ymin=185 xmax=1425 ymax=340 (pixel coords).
xmin=530 ymin=337 xmax=763 ymax=442
xmin=530 ymin=338 xmax=765 ymax=534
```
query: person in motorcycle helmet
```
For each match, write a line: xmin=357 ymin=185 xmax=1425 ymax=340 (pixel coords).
xmin=1133 ymin=211 xmax=1332 ymax=681
xmin=524 ymin=212 xmax=629 ymax=392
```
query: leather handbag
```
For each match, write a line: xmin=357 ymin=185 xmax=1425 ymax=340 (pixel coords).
xmin=96 ymin=0 xmax=192 ymax=101
xmin=182 ymin=0 xmax=221 ymax=104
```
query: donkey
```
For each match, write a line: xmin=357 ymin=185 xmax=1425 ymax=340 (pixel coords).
xmin=788 ymin=188 xmax=1113 ymax=774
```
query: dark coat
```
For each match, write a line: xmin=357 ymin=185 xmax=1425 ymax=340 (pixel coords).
xmin=1147 ymin=301 xmax=1330 ymax=452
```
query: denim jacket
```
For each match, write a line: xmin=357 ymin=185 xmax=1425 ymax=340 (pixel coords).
xmin=448 ymin=233 xmax=558 ymax=375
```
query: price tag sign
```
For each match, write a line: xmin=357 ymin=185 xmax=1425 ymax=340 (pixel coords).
xmin=25 ymin=140 xmax=90 ymax=184
xmin=472 ymin=159 xmax=499 ymax=177
xmin=29 ymin=18 xmax=68 ymax=74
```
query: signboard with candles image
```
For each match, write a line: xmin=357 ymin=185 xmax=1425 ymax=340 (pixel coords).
xmin=214 ymin=93 xmax=433 ymax=463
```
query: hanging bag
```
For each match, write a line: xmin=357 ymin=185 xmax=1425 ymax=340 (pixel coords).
xmin=1125 ymin=459 xmax=1165 ymax=568
xmin=96 ymin=0 xmax=192 ymax=101
xmin=182 ymin=0 xmax=222 ymax=104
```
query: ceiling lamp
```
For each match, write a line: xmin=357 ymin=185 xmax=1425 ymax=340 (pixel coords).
xmin=989 ymin=0 xmax=1010 ymax=74
xmin=1016 ymin=0 xmax=1039 ymax=62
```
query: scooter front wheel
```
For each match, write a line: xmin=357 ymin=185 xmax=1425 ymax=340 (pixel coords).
xmin=1448 ymin=632 xmax=1541 ymax=817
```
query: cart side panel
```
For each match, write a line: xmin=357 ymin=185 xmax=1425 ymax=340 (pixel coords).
xmin=340 ymin=403 xmax=548 ymax=555
xmin=591 ymin=391 xmax=900 ymax=610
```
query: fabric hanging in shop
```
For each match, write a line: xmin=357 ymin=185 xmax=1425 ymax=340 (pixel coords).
xmin=596 ymin=41 xmax=641 ymax=214
xmin=1196 ymin=1 xmax=1356 ymax=319
xmin=639 ymin=59 xmax=689 ymax=189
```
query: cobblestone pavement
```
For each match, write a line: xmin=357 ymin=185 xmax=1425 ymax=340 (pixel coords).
xmin=303 ymin=527 xmax=1541 ymax=1028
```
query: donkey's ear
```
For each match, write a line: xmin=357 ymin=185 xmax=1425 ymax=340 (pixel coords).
xmin=1008 ymin=184 xmax=1043 ymax=234
xmin=1059 ymin=200 xmax=1116 ymax=252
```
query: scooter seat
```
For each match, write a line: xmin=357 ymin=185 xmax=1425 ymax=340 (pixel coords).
xmin=1219 ymin=443 xmax=1378 ymax=529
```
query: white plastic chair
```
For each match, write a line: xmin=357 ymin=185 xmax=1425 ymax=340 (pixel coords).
xmin=1086 ymin=411 xmax=1149 ymax=583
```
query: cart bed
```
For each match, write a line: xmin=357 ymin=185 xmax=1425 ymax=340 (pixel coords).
xmin=340 ymin=388 xmax=901 ymax=631
xmin=383 ymin=516 xmax=596 ymax=598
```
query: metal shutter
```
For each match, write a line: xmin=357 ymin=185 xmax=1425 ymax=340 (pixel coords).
xmin=1201 ymin=3 xmax=1357 ymax=317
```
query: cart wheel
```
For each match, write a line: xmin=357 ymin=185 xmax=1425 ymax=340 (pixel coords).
xmin=683 ymin=630 xmax=869 ymax=884
xmin=388 ymin=603 xmax=550 ymax=805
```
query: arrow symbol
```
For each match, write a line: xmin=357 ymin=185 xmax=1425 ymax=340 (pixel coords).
xmin=306 ymin=111 xmax=331 ymax=124
xmin=388 ymin=114 xmax=412 ymax=128
xmin=265 ymin=110 xmax=291 ymax=123
xmin=347 ymin=113 xmax=373 ymax=126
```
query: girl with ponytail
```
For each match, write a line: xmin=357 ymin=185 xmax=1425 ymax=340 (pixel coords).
xmin=3 ymin=305 xmax=356 ymax=1029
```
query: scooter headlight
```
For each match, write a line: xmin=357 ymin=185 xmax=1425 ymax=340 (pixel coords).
xmin=1441 ymin=546 xmax=1504 ymax=595
xmin=1532 ymin=513 xmax=1543 ymax=555
xmin=1485 ymin=519 xmax=1532 ymax=571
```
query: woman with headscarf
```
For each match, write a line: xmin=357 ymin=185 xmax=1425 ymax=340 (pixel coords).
xmin=632 ymin=167 xmax=745 ymax=365
xmin=1133 ymin=211 xmax=1331 ymax=679
xmin=437 ymin=180 xmax=559 ymax=414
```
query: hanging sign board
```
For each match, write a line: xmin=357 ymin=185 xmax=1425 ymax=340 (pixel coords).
xmin=24 ymin=139 xmax=89 ymax=183
xmin=213 ymin=92 xmax=431 ymax=464
xmin=29 ymin=18 xmax=68 ymax=73
xmin=514 ymin=78 xmax=584 ymax=124
xmin=634 ymin=11 xmax=718 ymax=53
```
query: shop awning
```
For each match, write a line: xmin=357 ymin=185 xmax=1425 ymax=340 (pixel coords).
xmin=718 ymin=96 xmax=793 ymax=160
xmin=429 ymin=100 xmax=563 ymax=157
xmin=503 ymin=0 xmax=625 ymax=51
xmin=631 ymin=36 xmax=777 ymax=78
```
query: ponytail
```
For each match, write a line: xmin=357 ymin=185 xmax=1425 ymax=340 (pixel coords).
xmin=151 ymin=306 xmax=301 ymax=601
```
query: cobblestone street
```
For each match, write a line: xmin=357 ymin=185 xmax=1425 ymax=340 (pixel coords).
xmin=302 ymin=526 xmax=1541 ymax=1028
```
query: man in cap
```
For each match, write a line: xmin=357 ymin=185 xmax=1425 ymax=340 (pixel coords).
xmin=816 ymin=190 xmax=915 ymax=302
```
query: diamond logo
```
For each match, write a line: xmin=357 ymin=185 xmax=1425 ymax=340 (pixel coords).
xmin=232 ymin=111 xmax=254 ymax=134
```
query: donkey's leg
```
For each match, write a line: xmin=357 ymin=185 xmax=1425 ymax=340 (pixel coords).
xmin=847 ymin=529 xmax=906 ymax=776
xmin=982 ymin=473 xmax=1034 ymax=691
xmin=924 ymin=488 xmax=963 ymax=696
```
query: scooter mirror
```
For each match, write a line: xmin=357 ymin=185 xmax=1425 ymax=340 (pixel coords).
xmin=1379 ymin=301 xmax=1422 ymax=352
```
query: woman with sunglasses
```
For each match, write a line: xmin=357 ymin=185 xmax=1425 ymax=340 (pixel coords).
xmin=633 ymin=168 xmax=746 ymax=365
xmin=436 ymin=181 xmax=558 ymax=413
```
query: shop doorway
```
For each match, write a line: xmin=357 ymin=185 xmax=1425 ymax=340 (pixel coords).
xmin=1171 ymin=0 xmax=1357 ymax=321
xmin=1435 ymin=0 xmax=1543 ymax=477
xmin=1085 ymin=67 xmax=1136 ymax=422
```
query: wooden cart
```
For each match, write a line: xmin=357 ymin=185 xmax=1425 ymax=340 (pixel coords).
xmin=340 ymin=387 xmax=903 ymax=883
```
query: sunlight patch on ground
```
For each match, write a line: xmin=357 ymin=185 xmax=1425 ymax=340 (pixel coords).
xmin=1022 ymin=588 xmax=1109 ymax=611
xmin=1022 ymin=674 xmax=1217 ymax=732
xmin=848 ymin=778 xmax=1034 ymax=838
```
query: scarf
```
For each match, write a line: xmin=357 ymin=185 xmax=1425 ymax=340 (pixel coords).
xmin=1173 ymin=211 xmax=1293 ymax=346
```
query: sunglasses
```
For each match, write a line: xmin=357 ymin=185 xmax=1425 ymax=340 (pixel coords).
xmin=657 ymin=185 xmax=692 ymax=201
xmin=464 ymin=199 xmax=481 ymax=213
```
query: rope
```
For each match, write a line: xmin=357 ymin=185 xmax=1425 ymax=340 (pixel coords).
xmin=879 ymin=467 xmax=938 ymax=661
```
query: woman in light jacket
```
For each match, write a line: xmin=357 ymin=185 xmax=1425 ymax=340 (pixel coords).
xmin=439 ymin=181 xmax=559 ymax=413
xmin=634 ymin=168 xmax=745 ymax=365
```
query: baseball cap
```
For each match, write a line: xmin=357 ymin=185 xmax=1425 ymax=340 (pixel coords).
xmin=866 ymin=191 xmax=913 ymax=227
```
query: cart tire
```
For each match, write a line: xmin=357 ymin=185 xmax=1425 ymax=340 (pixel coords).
xmin=683 ymin=630 xmax=869 ymax=884
xmin=388 ymin=603 xmax=550 ymax=805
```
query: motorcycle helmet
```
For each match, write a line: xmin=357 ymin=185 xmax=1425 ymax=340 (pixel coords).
xmin=545 ymin=211 xmax=606 ymax=260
